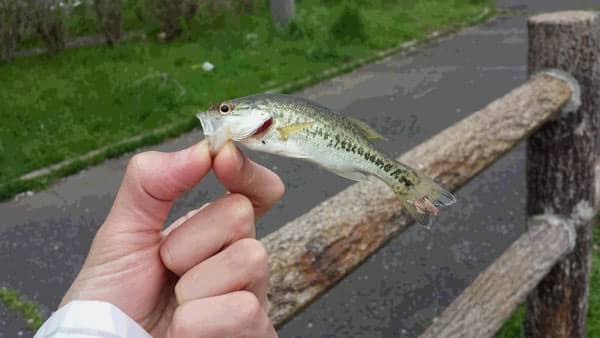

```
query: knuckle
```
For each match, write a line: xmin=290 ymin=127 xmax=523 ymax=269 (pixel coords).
xmin=236 ymin=238 xmax=268 ymax=268
xmin=230 ymin=220 xmax=254 ymax=243
xmin=169 ymin=305 xmax=194 ymax=337
xmin=230 ymin=194 xmax=255 ymax=219
xmin=227 ymin=194 xmax=255 ymax=238
xmin=128 ymin=151 xmax=154 ymax=174
xmin=159 ymin=242 xmax=177 ymax=273
xmin=127 ymin=151 xmax=186 ymax=200
xmin=126 ymin=154 xmax=143 ymax=178
xmin=127 ymin=151 xmax=161 ymax=195
xmin=231 ymin=239 xmax=268 ymax=282
xmin=128 ymin=152 xmax=144 ymax=167
xmin=173 ymin=279 xmax=186 ymax=305
xmin=272 ymin=176 xmax=285 ymax=201
xmin=242 ymin=159 xmax=257 ymax=186
xmin=232 ymin=291 xmax=263 ymax=326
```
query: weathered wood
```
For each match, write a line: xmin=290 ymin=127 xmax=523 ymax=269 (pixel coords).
xmin=262 ymin=74 xmax=573 ymax=327
xmin=411 ymin=168 xmax=600 ymax=338
xmin=270 ymin=0 xmax=294 ymax=27
xmin=419 ymin=215 xmax=575 ymax=338
xmin=525 ymin=11 xmax=600 ymax=338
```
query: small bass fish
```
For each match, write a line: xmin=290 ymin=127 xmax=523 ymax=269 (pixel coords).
xmin=197 ymin=93 xmax=455 ymax=225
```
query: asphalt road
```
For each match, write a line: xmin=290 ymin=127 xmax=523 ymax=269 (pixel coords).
xmin=2 ymin=1 xmax=600 ymax=337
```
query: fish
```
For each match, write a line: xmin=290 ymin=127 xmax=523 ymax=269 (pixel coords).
xmin=197 ymin=93 xmax=456 ymax=225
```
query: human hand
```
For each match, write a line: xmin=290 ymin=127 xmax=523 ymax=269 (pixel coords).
xmin=59 ymin=140 xmax=284 ymax=337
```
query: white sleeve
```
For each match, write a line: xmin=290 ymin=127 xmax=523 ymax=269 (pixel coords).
xmin=34 ymin=300 xmax=152 ymax=338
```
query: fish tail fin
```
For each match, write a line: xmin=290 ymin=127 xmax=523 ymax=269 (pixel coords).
xmin=382 ymin=162 xmax=456 ymax=226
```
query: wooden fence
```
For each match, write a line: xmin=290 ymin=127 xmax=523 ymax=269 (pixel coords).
xmin=259 ymin=10 xmax=599 ymax=338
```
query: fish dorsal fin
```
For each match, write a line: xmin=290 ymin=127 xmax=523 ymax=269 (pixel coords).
xmin=347 ymin=117 xmax=385 ymax=140
xmin=277 ymin=122 xmax=313 ymax=141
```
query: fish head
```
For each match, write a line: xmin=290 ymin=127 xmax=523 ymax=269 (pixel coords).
xmin=197 ymin=97 xmax=273 ymax=152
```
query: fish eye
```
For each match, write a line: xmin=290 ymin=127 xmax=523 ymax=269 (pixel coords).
xmin=219 ymin=103 xmax=232 ymax=115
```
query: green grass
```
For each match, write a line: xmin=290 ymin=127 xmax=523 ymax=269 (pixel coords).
xmin=495 ymin=306 xmax=525 ymax=338
xmin=0 ymin=0 xmax=493 ymax=199
xmin=496 ymin=222 xmax=600 ymax=337
xmin=0 ymin=287 xmax=44 ymax=331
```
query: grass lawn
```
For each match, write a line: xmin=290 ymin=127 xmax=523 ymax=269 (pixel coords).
xmin=0 ymin=0 xmax=493 ymax=199
xmin=496 ymin=222 xmax=600 ymax=337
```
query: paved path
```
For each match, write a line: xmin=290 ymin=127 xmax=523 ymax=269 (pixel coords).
xmin=2 ymin=1 xmax=599 ymax=336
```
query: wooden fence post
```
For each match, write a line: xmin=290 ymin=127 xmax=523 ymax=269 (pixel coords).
xmin=270 ymin=0 xmax=295 ymax=27
xmin=526 ymin=11 xmax=599 ymax=338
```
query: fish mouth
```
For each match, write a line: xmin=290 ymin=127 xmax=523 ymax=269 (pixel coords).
xmin=252 ymin=117 xmax=273 ymax=136
xmin=196 ymin=112 xmax=216 ymax=136
xmin=196 ymin=112 xmax=273 ymax=140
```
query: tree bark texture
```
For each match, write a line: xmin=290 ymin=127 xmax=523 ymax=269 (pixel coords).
xmin=261 ymin=74 xmax=573 ymax=327
xmin=419 ymin=215 xmax=575 ymax=338
xmin=526 ymin=11 xmax=600 ymax=338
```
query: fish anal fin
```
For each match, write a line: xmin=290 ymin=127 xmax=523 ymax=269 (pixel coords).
xmin=347 ymin=117 xmax=385 ymax=140
xmin=277 ymin=122 xmax=313 ymax=141
xmin=328 ymin=168 xmax=370 ymax=182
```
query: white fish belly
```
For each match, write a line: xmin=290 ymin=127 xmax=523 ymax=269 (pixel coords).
xmin=243 ymin=135 xmax=374 ymax=181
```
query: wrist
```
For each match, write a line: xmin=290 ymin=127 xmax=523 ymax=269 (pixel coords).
xmin=35 ymin=300 xmax=151 ymax=338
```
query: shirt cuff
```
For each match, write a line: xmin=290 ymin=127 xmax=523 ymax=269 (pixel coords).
xmin=34 ymin=300 xmax=152 ymax=338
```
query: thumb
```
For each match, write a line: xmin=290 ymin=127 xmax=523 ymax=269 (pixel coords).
xmin=103 ymin=140 xmax=212 ymax=234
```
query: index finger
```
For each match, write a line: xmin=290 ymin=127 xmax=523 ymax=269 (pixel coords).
xmin=213 ymin=142 xmax=285 ymax=219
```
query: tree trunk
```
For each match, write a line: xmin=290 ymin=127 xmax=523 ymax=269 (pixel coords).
xmin=31 ymin=1 xmax=66 ymax=54
xmin=94 ymin=0 xmax=123 ymax=46
xmin=525 ymin=11 xmax=600 ymax=338
xmin=0 ymin=0 xmax=30 ymax=62
xmin=270 ymin=0 xmax=294 ymax=27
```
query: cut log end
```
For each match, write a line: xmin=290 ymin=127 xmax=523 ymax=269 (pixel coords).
xmin=529 ymin=11 xmax=598 ymax=25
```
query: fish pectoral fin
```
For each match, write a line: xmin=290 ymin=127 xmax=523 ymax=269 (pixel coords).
xmin=277 ymin=122 xmax=314 ymax=141
xmin=347 ymin=117 xmax=386 ymax=141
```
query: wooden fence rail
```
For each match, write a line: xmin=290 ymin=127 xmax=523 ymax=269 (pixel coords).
xmin=261 ymin=73 xmax=572 ymax=326
xmin=419 ymin=169 xmax=600 ymax=338
xmin=420 ymin=215 xmax=576 ymax=338
xmin=418 ymin=10 xmax=599 ymax=338
xmin=260 ymin=10 xmax=599 ymax=338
